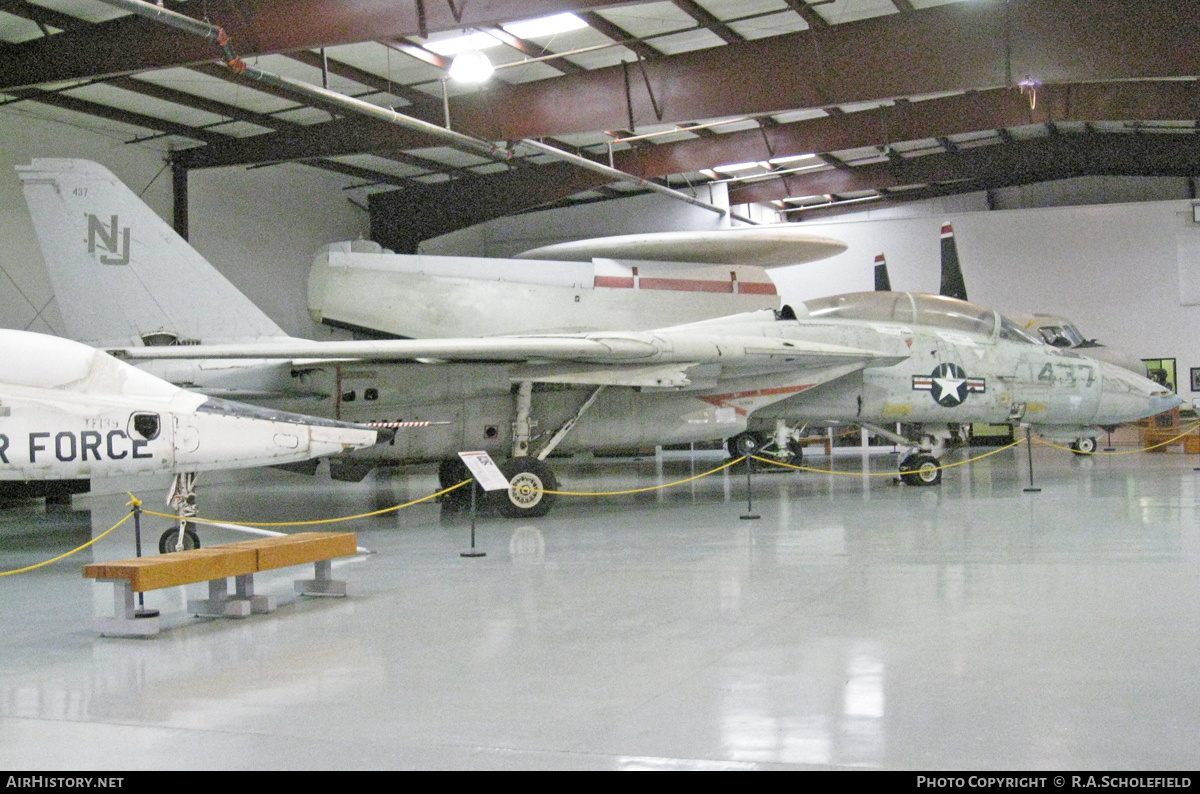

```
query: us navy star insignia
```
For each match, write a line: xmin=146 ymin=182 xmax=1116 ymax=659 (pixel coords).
xmin=912 ymin=363 xmax=986 ymax=407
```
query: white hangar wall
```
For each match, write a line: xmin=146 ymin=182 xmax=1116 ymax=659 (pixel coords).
xmin=0 ymin=107 xmax=369 ymax=339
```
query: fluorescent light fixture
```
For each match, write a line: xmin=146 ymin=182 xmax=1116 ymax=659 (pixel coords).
xmin=425 ymin=31 xmax=502 ymax=56
xmin=711 ymin=161 xmax=761 ymax=173
xmin=769 ymin=153 xmax=817 ymax=164
xmin=504 ymin=13 xmax=587 ymax=39
xmin=448 ymin=49 xmax=494 ymax=83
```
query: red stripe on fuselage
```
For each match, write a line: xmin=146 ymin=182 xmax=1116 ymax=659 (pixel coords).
xmin=699 ymin=384 xmax=815 ymax=416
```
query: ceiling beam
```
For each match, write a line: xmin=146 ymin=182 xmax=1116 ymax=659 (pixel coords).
xmin=0 ymin=0 xmax=646 ymax=90
xmin=0 ymin=0 xmax=88 ymax=31
xmin=478 ymin=26 xmax=587 ymax=75
xmin=727 ymin=131 xmax=1200 ymax=205
xmin=781 ymin=1 xmax=829 ymax=30
xmin=162 ymin=78 xmax=1200 ymax=182
xmin=609 ymin=80 xmax=1200 ymax=177
xmin=671 ymin=0 xmax=744 ymax=45
xmin=172 ymin=116 xmax=439 ymax=169
xmin=284 ymin=51 xmax=441 ymax=113
xmin=444 ymin=0 xmax=1200 ymax=140
xmin=575 ymin=11 xmax=662 ymax=60
xmin=7 ymin=86 xmax=230 ymax=144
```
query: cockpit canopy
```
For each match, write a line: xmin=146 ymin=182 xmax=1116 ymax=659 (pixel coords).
xmin=796 ymin=292 xmax=1040 ymax=344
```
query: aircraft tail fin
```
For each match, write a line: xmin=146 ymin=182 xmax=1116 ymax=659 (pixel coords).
xmin=16 ymin=158 xmax=288 ymax=347
xmin=873 ymin=253 xmax=892 ymax=292
xmin=938 ymin=222 xmax=968 ymax=301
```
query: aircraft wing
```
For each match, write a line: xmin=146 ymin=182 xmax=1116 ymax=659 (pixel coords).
xmin=516 ymin=227 xmax=848 ymax=267
xmin=110 ymin=332 xmax=906 ymax=372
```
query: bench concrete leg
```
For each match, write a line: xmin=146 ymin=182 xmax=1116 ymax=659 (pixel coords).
xmin=188 ymin=577 xmax=251 ymax=618
xmin=295 ymin=558 xmax=346 ymax=597
xmin=96 ymin=580 xmax=160 ymax=637
xmin=234 ymin=573 xmax=276 ymax=614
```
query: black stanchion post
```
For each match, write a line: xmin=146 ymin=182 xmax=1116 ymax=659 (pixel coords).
xmin=1023 ymin=427 xmax=1041 ymax=493
xmin=131 ymin=500 xmax=159 ymax=618
xmin=1104 ymin=428 xmax=1115 ymax=453
xmin=741 ymin=455 xmax=760 ymax=520
xmin=461 ymin=480 xmax=486 ymax=558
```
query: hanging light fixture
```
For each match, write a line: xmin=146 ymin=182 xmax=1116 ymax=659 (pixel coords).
xmin=448 ymin=48 xmax=493 ymax=83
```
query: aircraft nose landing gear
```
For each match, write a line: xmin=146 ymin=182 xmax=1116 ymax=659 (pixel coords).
xmin=898 ymin=453 xmax=942 ymax=486
xmin=159 ymin=472 xmax=201 ymax=552
xmin=1070 ymin=436 xmax=1097 ymax=455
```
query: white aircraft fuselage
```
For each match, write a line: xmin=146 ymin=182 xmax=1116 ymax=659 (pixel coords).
xmin=308 ymin=241 xmax=781 ymax=338
xmin=0 ymin=329 xmax=380 ymax=482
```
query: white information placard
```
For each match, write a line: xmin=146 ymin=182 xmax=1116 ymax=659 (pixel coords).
xmin=457 ymin=451 xmax=511 ymax=491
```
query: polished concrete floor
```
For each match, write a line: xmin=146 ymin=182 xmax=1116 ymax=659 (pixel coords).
xmin=2 ymin=443 xmax=1199 ymax=770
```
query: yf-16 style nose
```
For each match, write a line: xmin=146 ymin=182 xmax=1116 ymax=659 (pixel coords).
xmin=1093 ymin=361 xmax=1185 ymax=426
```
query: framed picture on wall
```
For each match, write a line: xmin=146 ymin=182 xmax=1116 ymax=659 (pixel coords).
xmin=1143 ymin=358 xmax=1178 ymax=393
xmin=1191 ymin=367 xmax=1200 ymax=392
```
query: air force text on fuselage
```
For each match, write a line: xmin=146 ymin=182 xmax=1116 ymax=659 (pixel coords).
xmin=0 ymin=429 xmax=153 ymax=465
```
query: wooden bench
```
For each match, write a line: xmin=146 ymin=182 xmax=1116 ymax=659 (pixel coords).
xmin=83 ymin=532 xmax=358 ymax=637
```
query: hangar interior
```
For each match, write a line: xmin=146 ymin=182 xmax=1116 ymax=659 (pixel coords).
xmin=2 ymin=0 xmax=1200 ymax=770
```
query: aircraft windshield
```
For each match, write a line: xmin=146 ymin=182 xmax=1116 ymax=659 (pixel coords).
xmin=1037 ymin=323 xmax=1085 ymax=348
xmin=802 ymin=292 xmax=1040 ymax=344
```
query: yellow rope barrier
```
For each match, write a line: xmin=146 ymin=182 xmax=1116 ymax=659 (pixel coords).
xmin=539 ymin=456 xmax=747 ymax=496
xmin=7 ymin=420 xmax=1194 ymax=569
xmin=0 ymin=508 xmax=135 ymax=577
xmin=751 ymin=438 xmax=1026 ymax=477
xmin=1034 ymin=422 xmax=1200 ymax=455
xmin=140 ymin=479 xmax=471 ymax=528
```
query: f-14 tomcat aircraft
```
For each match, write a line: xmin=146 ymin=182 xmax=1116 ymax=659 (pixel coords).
xmin=17 ymin=159 xmax=1181 ymax=518
xmin=0 ymin=328 xmax=382 ymax=547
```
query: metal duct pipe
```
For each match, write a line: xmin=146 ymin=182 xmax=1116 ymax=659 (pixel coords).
xmin=95 ymin=0 xmax=755 ymax=224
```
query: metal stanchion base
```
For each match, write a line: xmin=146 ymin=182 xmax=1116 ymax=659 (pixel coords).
xmin=1023 ymin=487 xmax=1042 ymax=493
xmin=460 ymin=551 xmax=487 ymax=558
xmin=740 ymin=513 xmax=760 ymax=520
xmin=133 ymin=609 xmax=160 ymax=618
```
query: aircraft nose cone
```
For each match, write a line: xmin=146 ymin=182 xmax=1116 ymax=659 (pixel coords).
xmin=1094 ymin=362 xmax=1185 ymax=425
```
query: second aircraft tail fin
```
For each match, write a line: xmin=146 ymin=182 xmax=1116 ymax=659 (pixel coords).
xmin=16 ymin=158 xmax=288 ymax=348
xmin=938 ymin=222 xmax=968 ymax=302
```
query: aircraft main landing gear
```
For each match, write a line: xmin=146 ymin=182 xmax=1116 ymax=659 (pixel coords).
xmin=436 ymin=455 xmax=559 ymax=518
xmin=494 ymin=458 xmax=558 ymax=518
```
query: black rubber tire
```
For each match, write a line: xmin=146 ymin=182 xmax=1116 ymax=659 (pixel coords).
xmin=784 ymin=441 xmax=804 ymax=466
xmin=159 ymin=523 xmax=200 ymax=553
xmin=726 ymin=432 xmax=764 ymax=458
xmin=1070 ymin=437 xmax=1097 ymax=455
xmin=495 ymin=458 xmax=558 ymax=518
xmin=899 ymin=453 xmax=942 ymax=486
